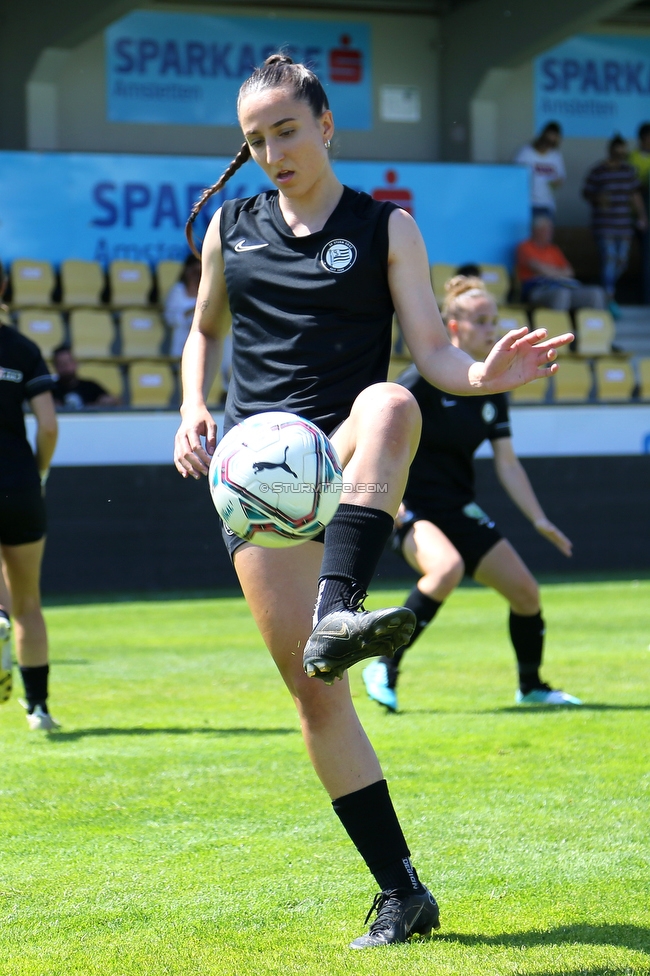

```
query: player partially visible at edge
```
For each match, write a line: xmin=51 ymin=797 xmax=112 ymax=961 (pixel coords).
xmin=363 ymin=275 xmax=582 ymax=714
xmin=173 ymin=55 xmax=573 ymax=948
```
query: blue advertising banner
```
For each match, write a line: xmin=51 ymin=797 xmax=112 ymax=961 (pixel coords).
xmin=0 ymin=152 xmax=528 ymax=269
xmin=105 ymin=10 xmax=371 ymax=129
xmin=535 ymin=34 xmax=650 ymax=138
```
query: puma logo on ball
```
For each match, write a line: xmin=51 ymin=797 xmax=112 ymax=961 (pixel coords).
xmin=252 ymin=446 xmax=298 ymax=478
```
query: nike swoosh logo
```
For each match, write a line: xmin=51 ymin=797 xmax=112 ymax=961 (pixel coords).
xmin=319 ymin=622 xmax=350 ymax=640
xmin=405 ymin=904 xmax=424 ymax=934
xmin=234 ymin=239 xmax=269 ymax=252
xmin=441 ymin=397 xmax=456 ymax=407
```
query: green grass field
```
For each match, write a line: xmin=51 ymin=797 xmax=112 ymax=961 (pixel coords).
xmin=2 ymin=580 xmax=649 ymax=975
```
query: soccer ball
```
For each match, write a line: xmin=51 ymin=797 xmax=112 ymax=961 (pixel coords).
xmin=209 ymin=411 xmax=343 ymax=548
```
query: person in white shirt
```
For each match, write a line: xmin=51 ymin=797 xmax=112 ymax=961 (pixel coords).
xmin=514 ymin=122 xmax=565 ymax=221
xmin=164 ymin=255 xmax=201 ymax=357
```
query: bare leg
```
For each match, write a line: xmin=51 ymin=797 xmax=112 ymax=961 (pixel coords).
xmin=473 ymin=539 xmax=539 ymax=614
xmin=402 ymin=520 xmax=465 ymax=601
xmin=1 ymin=540 xmax=48 ymax=667
xmin=234 ymin=541 xmax=382 ymax=799
xmin=331 ymin=383 xmax=422 ymax=515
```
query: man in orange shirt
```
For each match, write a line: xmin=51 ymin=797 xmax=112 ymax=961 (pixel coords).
xmin=517 ymin=217 xmax=606 ymax=310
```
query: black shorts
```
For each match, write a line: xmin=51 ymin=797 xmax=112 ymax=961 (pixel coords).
xmin=393 ymin=501 xmax=502 ymax=578
xmin=221 ymin=519 xmax=325 ymax=563
xmin=0 ymin=485 xmax=47 ymax=546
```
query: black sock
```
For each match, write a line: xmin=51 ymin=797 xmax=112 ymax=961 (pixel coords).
xmin=315 ymin=505 xmax=394 ymax=622
xmin=509 ymin=610 xmax=545 ymax=692
xmin=19 ymin=664 xmax=49 ymax=714
xmin=381 ymin=587 xmax=442 ymax=685
xmin=332 ymin=779 xmax=423 ymax=893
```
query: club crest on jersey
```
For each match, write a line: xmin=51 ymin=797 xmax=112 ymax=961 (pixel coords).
xmin=321 ymin=239 xmax=357 ymax=274
xmin=482 ymin=402 xmax=497 ymax=424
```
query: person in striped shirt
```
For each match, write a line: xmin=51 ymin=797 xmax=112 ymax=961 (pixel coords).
xmin=582 ymin=135 xmax=648 ymax=310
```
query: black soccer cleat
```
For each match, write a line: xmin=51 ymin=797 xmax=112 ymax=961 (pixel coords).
xmin=303 ymin=606 xmax=416 ymax=684
xmin=350 ymin=886 xmax=441 ymax=949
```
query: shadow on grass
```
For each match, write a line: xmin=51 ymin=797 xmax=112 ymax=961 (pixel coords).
xmin=49 ymin=726 xmax=299 ymax=742
xmin=402 ymin=704 xmax=650 ymax=716
xmin=440 ymin=921 xmax=650 ymax=954
xmin=492 ymin=704 xmax=650 ymax=714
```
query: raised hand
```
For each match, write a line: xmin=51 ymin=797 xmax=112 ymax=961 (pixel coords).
xmin=481 ymin=327 xmax=573 ymax=393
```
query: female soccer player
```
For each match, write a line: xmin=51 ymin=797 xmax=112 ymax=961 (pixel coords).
xmin=173 ymin=56 xmax=572 ymax=948
xmin=0 ymin=262 xmax=59 ymax=729
xmin=363 ymin=275 xmax=581 ymax=714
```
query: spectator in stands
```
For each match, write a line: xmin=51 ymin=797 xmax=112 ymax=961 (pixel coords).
xmin=516 ymin=216 xmax=606 ymax=310
xmin=630 ymin=121 xmax=650 ymax=303
xmin=164 ymin=254 xmax=201 ymax=357
xmin=514 ymin=122 xmax=565 ymax=221
xmin=583 ymin=135 xmax=648 ymax=311
xmin=51 ymin=345 xmax=119 ymax=409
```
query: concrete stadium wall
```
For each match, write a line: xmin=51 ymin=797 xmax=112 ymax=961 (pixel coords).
xmin=28 ymin=6 xmax=440 ymax=162
xmin=40 ymin=456 xmax=650 ymax=596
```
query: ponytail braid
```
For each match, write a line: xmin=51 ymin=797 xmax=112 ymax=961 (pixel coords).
xmin=185 ymin=141 xmax=251 ymax=257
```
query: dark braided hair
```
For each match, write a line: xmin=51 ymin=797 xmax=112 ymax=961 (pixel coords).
xmin=185 ymin=54 xmax=330 ymax=257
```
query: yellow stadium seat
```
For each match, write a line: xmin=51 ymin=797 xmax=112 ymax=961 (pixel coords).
xmin=10 ymin=259 xmax=55 ymax=307
xmin=638 ymin=358 xmax=650 ymax=401
xmin=574 ymin=307 xmax=615 ymax=356
xmin=480 ymin=264 xmax=510 ymax=304
xmin=120 ymin=308 xmax=165 ymax=357
xmin=156 ymin=260 xmax=183 ymax=303
xmin=509 ymin=375 xmax=549 ymax=403
xmin=430 ymin=263 xmax=456 ymax=302
xmin=17 ymin=309 xmax=65 ymax=357
xmin=77 ymin=362 xmax=124 ymax=401
xmin=531 ymin=308 xmax=573 ymax=356
xmin=554 ymin=360 xmax=592 ymax=402
xmin=61 ymin=260 xmax=104 ymax=307
xmin=595 ymin=357 xmax=634 ymax=401
xmin=129 ymin=361 xmax=175 ymax=408
xmin=109 ymin=260 xmax=153 ymax=307
xmin=497 ymin=307 xmax=529 ymax=337
xmin=69 ymin=309 xmax=115 ymax=358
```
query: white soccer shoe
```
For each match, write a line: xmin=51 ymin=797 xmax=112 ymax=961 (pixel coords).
xmin=20 ymin=701 xmax=61 ymax=731
xmin=0 ymin=615 xmax=12 ymax=704
xmin=516 ymin=684 xmax=582 ymax=706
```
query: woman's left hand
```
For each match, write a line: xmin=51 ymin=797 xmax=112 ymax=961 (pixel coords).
xmin=534 ymin=517 xmax=573 ymax=557
xmin=478 ymin=327 xmax=573 ymax=393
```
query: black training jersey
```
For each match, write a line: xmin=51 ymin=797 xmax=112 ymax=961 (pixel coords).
xmin=398 ymin=364 xmax=511 ymax=512
xmin=220 ymin=186 xmax=396 ymax=435
xmin=0 ymin=325 xmax=54 ymax=488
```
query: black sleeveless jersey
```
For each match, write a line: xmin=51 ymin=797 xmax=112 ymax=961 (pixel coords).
xmin=0 ymin=324 xmax=54 ymax=489
xmin=397 ymin=364 xmax=511 ymax=513
xmin=220 ymin=186 xmax=397 ymax=435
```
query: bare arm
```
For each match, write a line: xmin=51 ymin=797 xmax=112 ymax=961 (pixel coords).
xmin=30 ymin=390 xmax=58 ymax=480
xmin=387 ymin=209 xmax=573 ymax=395
xmin=492 ymin=437 xmax=572 ymax=557
xmin=174 ymin=209 xmax=231 ymax=479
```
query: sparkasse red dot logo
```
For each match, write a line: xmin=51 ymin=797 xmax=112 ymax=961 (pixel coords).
xmin=371 ymin=170 xmax=414 ymax=216
xmin=328 ymin=35 xmax=363 ymax=84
